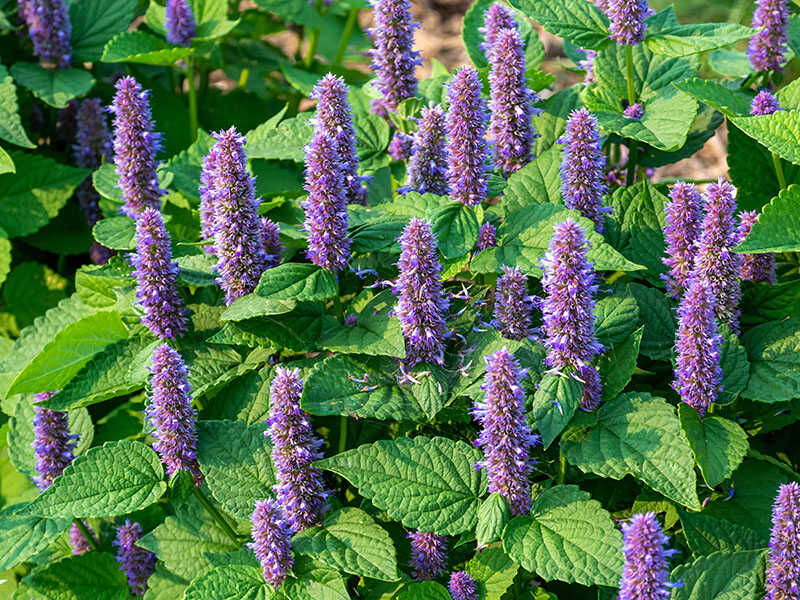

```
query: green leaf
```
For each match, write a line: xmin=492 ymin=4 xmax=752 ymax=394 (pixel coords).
xmin=672 ymin=77 xmax=751 ymax=117
xmin=2 ymin=262 xmax=68 ymax=330
xmin=396 ymin=582 xmax=451 ymax=600
xmin=0 ymin=152 xmax=89 ymax=238
xmin=220 ymin=294 xmax=297 ymax=322
xmin=593 ymin=295 xmax=640 ymax=347
xmin=293 ymin=507 xmax=400 ymax=581
xmin=196 ymin=420 xmax=275 ymax=520
xmin=432 ymin=202 xmax=482 ymax=259
xmin=161 ymin=131 xmax=216 ymax=199
xmin=597 ymin=327 xmax=643 ymax=402
xmin=0 ymin=145 xmax=14 ymax=174
xmin=742 ymin=280 xmax=800 ymax=326
xmin=183 ymin=565 xmax=275 ymax=600
xmin=255 ymin=263 xmax=338 ymax=301
xmin=143 ymin=564 xmax=189 ymax=600
xmin=10 ymin=64 xmax=95 ymax=109
xmin=533 ymin=373 xmax=582 ymax=449
xmin=499 ymin=145 xmax=563 ymax=215
xmin=532 ymin=87 xmax=582 ymax=155
xmin=735 ymin=185 xmax=800 ymax=253
xmin=561 ymin=393 xmax=701 ymax=509
xmin=465 ymin=546 xmax=519 ymax=600
xmin=252 ymin=0 xmax=323 ymax=28
xmin=352 ymin=93 xmax=391 ymax=172
xmin=679 ymin=511 xmax=766 ymax=556
xmin=282 ymin=556 xmax=349 ymax=600
xmin=20 ymin=552 xmax=129 ymax=600
xmin=502 ymin=485 xmax=623 ymax=586
xmin=302 ymin=354 xmax=424 ymax=421
xmin=707 ymin=49 xmax=752 ymax=78
xmin=730 ymin=111 xmax=800 ymax=166
xmin=320 ymin=314 xmax=406 ymax=358
xmin=742 ymin=318 xmax=800 ymax=403
xmin=247 ymin=115 xmax=314 ymax=162
xmin=0 ymin=506 xmax=71 ymax=571
xmin=101 ymin=30 xmax=194 ymax=65
xmin=620 ymin=282 xmax=675 ymax=360
xmin=316 ymin=436 xmax=487 ymax=535
xmin=70 ymin=0 xmax=138 ymax=62
xmin=462 ymin=0 xmax=545 ymax=70
xmin=406 ymin=364 xmax=450 ymax=421
xmin=645 ymin=23 xmax=754 ymax=58
xmin=718 ymin=330 xmax=749 ymax=406
xmin=23 ymin=440 xmax=166 ymax=518
xmin=8 ymin=311 xmax=129 ymax=396
xmin=671 ymin=550 xmax=766 ymax=600
xmin=475 ymin=493 xmax=510 ymax=549
xmin=509 ymin=0 xmax=610 ymax=50
xmin=0 ymin=66 xmax=34 ymax=149
xmin=678 ymin=406 xmax=748 ymax=488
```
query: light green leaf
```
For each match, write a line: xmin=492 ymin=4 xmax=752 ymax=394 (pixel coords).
xmin=475 ymin=493 xmax=510 ymax=548
xmin=142 ymin=564 xmax=189 ymax=600
xmin=593 ymin=295 xmax=641 ymax=347
xmin=672 ymin=77 xmax=751 ymax=117
xmin=499 ymin=145 xmax=563 ymax=215
xmin=247 ymin=115 xmax=314 ymax=162
xmin=735 ymin=185 xmax=800 ymax=253
xmin=316 ymin=436 xmax=487 ymax=535
xmin=0 ymin=145 xmax=14 ymax=174
xmin=742 ymin=318 xmax=800 ymax=403
xmin=502 ymin=485 xmax=623 ymax=586
xmin=465 ymin=546 xmax=519 ymax=600
xmin=730 ymin=111 xmax=800 ymax=166
xmin=282 ymin=556 xmax=349 ymax=600
xmin=533 ymin=87 xmax=582 ymax=155
xmin=23 ymin=440 xmax=166 ymax=518
xmin=183 ymin=565 xmax=275 ymax=600
xmin=0 ymin=506 xmax=71 ymax=571
xmin=671 ymin=550 xmax=766 ymax=600
xmin=509 ymin=0 xmax=610 ymax=49
xmin=645 ymin=23 xmax=754 ymax=58
xmin=293 ymin=507 xmax=400 ymax=581
xmin=2 ymin=262 xmax=68 ymax=329
xmin=320 ymin=314 xmax=406 ymax=358
xmin=432 ymin=202 xmax=482 ymax=259
xmin=396 ymin=582 xmax=451 ymax=600
xmin=679 ymin=511 xmax=766 ymax=556
xmin=620 ymin=282 xmax=674 ymax=360
xmin=10 ymin=63 xmax=95 ymax=109
xmin=597 ymin=327 xmax=643 ymax=402
xmin=101 ymin=30 xmax=194 ymax=65
xmin=678 ymin=406 xmax=748 ymax=488
xmin=718 ymin=330 xmax=749 ymax=406
xmin=20 ymin=552 xmax=129 ymax=600
xmin=70 ymin=0 xmax=138 ymax=62
xmin=0 ymin=66 xmax=35 ymax=148
xmin=707 ymin=49 xmax=752 ymax=78
xmin=533 ymin=373 xmax=582 ymax=449
xmin=255 ymin=263 xmax=337 ymax=301
xmin=561 ymin=393 xmax=701 ymax=509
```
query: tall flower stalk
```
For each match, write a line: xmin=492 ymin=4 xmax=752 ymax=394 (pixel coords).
xmin=738 ymin=211 xmax=777 ymax=283
xmin=19 ymin=0 xmax=71 ymax=68
xmin=408 ymin=531 xmax=447 ymax=581
xmin=249 ymin=499 xmax=294 ymax=587
xmin=32 ymin=391 xmax=76 ymax=491
xmin=449 ymin=571 xmax=479 ymax=600
xmin=481 ymin=3 xmax=517 ymax=50
xmin=165 ymin=0 xmax=196 ymax=47
xmin=662 ymin=181 xmax=702 ymax=299
xmin=765 ymin=482 xmax=800 ymax=600
xmin=405 ymin=104 xmax=449 ymax=195
xmin=619 ymin=513 xmax=677 ymax=600
xmin=748 ymin=0 xmax=789 ymax=72
xmin=494 ymin=266 xmax=532 ymax=340
xmin=114 ymin=520 xmax=156 ymax=596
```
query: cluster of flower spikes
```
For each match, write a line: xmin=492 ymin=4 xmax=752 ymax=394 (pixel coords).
xmin=449 ymin=571 xmax=479 ymax=600
xmin=310 ymin=74 xmax=367 ymax=204
xmin=764 ymin=482 xmax=800 ymax=600
xmin=606 ymin=0 xmax=649 ymax=45
xmin=408 ymin=531 xmax=447 ymax=581
xmin=487 ymin=25 xmax=538 ymax=174
xmin=114 ymin=520 xmax=157 ymax=596
xmin=200 ymin=127 xmax=270 ymax=304
xmin=540 ymin=219 xmax=604 ymax=410
xmin=494 ymin=265 xmax=533 ymax=340
xmin=751 ymin=89 xmax=782 ymax=115
xmin=393 ymin=217 xmax=449 ymax=367
xmin=691 ymin=178 xmax=742 ymax=333
xmin=473 ymin=348 xmax=540 ymax=515
xmin=249 ymin=498 xmax=295 ymax=587
xmin=559 ymin=108 xmax=609 ymax=233
xmin=367 ymin=0 xmax=420 ymax=116
xmin=738 ymin=211 xmax=776 ymax=283
xmin=618 ymin=512 xmax=678 ymax=600
xmin=662 ymin=181 xmax=702 ymax=299
xmin=748 ymin=0 xmax=789 ymax=71
xmin=130 ymin=208 xmax=188 ymax=339
xmin=672 ymin=277 xmax=722 ymax=416
xmin=446 ymin=67 xmax=491 ymax=206
xmin=165 ymin=0 xmax=196 ymax=47
xmin=111 ymin=77 xmax=165 ymax=218
xmin=147 ymin=343 xmax=203 ymax=484
xmin=266 ymin=367 xmax=329 ymax=532
xmin=19 ymin=0 xmax=71 ymax=68
xmin=476 ymin=222 xmax=497 ymax=250
xmin=404 ymin=103 xmax=449 ymax=195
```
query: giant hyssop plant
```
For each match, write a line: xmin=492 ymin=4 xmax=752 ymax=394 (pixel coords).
xmin=0 ymin=0 xmax=800 ymax=597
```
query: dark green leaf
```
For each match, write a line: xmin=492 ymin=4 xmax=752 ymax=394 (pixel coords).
xmin=10 ymin=63 xmax=95 ymax=109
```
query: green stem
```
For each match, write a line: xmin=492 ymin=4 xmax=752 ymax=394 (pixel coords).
xmin=626 ymin=143 xmax=639 ymax=186
xmin=186 ymin=57 xmax=198 ymax=142
xmin=73 ymin=519 xmax=100 ymax=551
xmin=771 ymin=151 xmax=787 ymax=189
xmin=192 ymin=486 xmax=239 ymax=543
xmin=333 ymin=8 xmax=360 ymax=66
xmin=338 ymin=415 xmax=348 ymax=454
xmin=558 ymin=452 xmax=567 ymax=485
xmin=304 ymin=28 xmax=320 ymax=68
xmin=625 ymin=45 xmax=636 ymax=106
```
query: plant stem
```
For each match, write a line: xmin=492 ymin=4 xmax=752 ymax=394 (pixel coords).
xmin=338 ymin=415 xmax=348 ymax=454
xmin=186 ymin=57 xmax=198 ymax=142
xmin=626 ymin=143 xmax=639 ymax=186
xmin=191 ymin=485 xmax=239 ymax=543
xmin=772 ymin=151 xmax=787 ymax=189
xmin=558 ymin=452 xmax=567 ymax=485
xmin=304 ymin=28 xmax=320 ymax=68
xmin=333 ymin=8 xmax=360 ymax=66
xmin=625 ymin=45 xmax=636 ymax=106
xmin=73 ymin=518 xmax=100 ymax=551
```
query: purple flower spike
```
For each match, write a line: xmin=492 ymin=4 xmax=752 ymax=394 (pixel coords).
xmin=579 ymin=49 xmax=598 ymax=83
xmin=693 ymin=178 xmax=742 ymax=333
xmin=482 ymin=3 xmax=517 ymax=50
xmin=32 ymin=392 xmax=76 ymax=491
xmin=750 ymin=89 xmax=782 ymax=115
xmin=69 ymin=522 xmax=93 ymax=555
xmin=310 ymin=74 xmax=367 ymax=204
xmin=249 ymin=499 xmax=294 ymax=587
xmin=405 ymin=104 xmax=449 ymax=195
xmin=389 ymin=131 xmax=414 ymax=162
xmin=114 ymin=520 xmax=156 ymax=596
xmin=494 ymin=266 xmax=532 ymax=341
xmin=302 ymin=130 xmax=352 ymax=272
xmin=202 ymin=128 xmax=267 ymax=303
xmin=619 ymin=513 xmax=677 ymax=600
xmin=662 ymin=181 xmax=702 ymax=299
xmin=748 ymin=0 xmax=789 ymax=72
xmin=738 ymin=211 xmax=776 ymax=283
xmin=147 ymin=344 xmax=203 ymax=484
xmin=262 ymin=218 xmax=283 ymax=270
xmin=765 ymin=482 xmax=800 ymax=600
xmin=130 ymin=208 xmax=188 ymax=340
xmin=473 ymin=348 xmax=539 ymax=515
xmin=607 ymin=0 xmax=649 ymax=45
xmin=623 ymin=103 xmax=643 ymax=120
xmin=408 ymin=531 xmax=447 ymax=581
xmin=267 ymin=367 xmax=328 ymax=532
xmin=165 ymin=0 xmax=196 ymax=47
xmin=488 ymin=27 xmax=538 ymax=174
xmin=111 ymin=77 xmax=165 ymax=218
xmin=449 ymin=571 xmax=479 ymax=600
xmin=541 ymin=219 xmax=604 ymax=411
xmin=559 ymin=108 xmax=609 ymax=233
xmin=393 ymin=218 xmax=449 ymax=367
xmin=446 ymin=67 xmax=490 ymax=206
xmin=19 ymin=0 xmax=71 ymax=68
xmin=476 ymin=222 xmax=497 ymax=250
xmin=368 ymin=0 xmax=420 ymax=115
xmin=673 ymin=278 xmax=722 ymax=416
